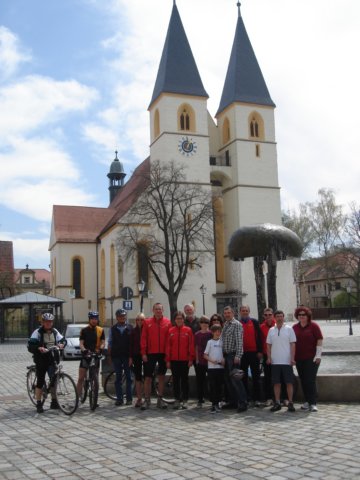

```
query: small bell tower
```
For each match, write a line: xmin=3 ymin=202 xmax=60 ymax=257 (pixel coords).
xmin=107 ymin=151 xmax=126 ymax=204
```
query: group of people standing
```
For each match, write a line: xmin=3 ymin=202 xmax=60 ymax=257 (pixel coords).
xmin=28 ymin=301 xmax=323 ymax=415
xmin=106 ymin=302 xmax=324 ymax=414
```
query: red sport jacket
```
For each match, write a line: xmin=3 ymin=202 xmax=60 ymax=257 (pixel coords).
xmin=140 ymin=316 xmax=171 ymax=355
xmin=165 ymin=325 xmax=195 ymax=362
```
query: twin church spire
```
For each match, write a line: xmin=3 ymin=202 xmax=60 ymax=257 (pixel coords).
xmin=150 ymin=2 xmax=274 ymax=113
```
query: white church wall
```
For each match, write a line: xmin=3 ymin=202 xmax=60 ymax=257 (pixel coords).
xmin=51 ymin=242 xmax=98 ymax=323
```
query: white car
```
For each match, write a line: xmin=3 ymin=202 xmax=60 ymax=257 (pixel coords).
xmin=63 ymin=324 xmax=87 ymax=360
xmin=63 ymin=323 xmax=109 ymax=359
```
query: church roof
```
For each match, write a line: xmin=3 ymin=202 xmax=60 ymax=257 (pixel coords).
xmin=51 ymin=205 xmax=115 ymax=245
xmin=216 ymin=10 xmax=275 ymax=116
xmin=101 ymin=157 xmax=151 ymax=234
xmin=50 ymin=159 xmax=151 ymax=246
xmin=149 ymin=3 xmax=208 ymax=108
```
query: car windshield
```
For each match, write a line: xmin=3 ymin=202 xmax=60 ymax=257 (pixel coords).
xmin=65 ymin=325 xmax=84 ymax=338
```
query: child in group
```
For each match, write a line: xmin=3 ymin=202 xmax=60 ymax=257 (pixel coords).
xmin=203 ymin=324 xmax=225 ymax=413
xmin=194 ymin=316 xmax=212 ymax=408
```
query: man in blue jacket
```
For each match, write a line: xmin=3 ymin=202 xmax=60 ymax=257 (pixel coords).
xmin=107 ymin=309 xmax=133 ymax=406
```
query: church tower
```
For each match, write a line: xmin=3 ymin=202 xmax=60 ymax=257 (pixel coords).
xmin=148 ymin=2 xmax=210 ymax=184
xmin=212 ymin=2 xmax=284 ymax=306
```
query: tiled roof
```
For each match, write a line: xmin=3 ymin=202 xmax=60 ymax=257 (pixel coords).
xmin=216 ymin=12 xmax=275 ymax=116
xmin=51 ymin=205 xmax=115 ymax=244
xmin=149 ymin=4 xmax=208 ymax=108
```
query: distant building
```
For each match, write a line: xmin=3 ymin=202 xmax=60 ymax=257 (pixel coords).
xmin=297 ymin=253 xmax=357 ymax=308
xmin=14 ymin=265 xmax=50 ymax=296
xmin=50 ymin=3 xmax=296 ymax=323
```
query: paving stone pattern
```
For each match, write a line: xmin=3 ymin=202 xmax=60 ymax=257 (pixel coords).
xmin=0 ymin=338 xmax=360 ymax=479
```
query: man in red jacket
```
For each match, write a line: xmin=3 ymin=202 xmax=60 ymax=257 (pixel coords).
xmin=141 ymin=302 xmax=171 ymax=409
xmin=239 ymin=305 xmax=263 ymax=406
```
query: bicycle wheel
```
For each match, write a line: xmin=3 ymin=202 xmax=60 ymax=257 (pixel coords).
xmin=103 ymin=371 xmax=116 ymax=400
xmin=89 ymin=371 xmax=99 ymax=411
xmin=55 ymin=373 xmax=79 ymax=415
xmin=80 ymin=379 xmax=89 ymax=404
xmin=26 ymin=367 xmax=46 ymax=406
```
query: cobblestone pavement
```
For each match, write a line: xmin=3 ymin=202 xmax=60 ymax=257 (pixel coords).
xmin=1 ymin=341 xmax=360 ymax=480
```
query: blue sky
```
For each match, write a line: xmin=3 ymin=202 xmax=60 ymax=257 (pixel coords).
xmin=1 ymin=0 xmax=359 ymax=269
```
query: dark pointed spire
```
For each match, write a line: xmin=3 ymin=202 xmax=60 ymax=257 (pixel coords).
xmin=149 ymin=3 xmax=208 ymax=108
xmin=216 ymin=5 xmax=275 ymax=116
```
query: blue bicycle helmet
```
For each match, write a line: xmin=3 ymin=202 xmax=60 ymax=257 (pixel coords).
xmin=88 ymin=311 xmax=99 ymax=320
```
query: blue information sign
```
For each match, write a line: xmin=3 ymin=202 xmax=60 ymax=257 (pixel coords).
xmin=123 ymin=300 xmax=133 ymax=311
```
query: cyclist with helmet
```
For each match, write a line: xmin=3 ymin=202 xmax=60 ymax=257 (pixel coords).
xmin=107 ymin=308 xmax=133 ymax=406
xmin=27 ymin=313 xmax=66 ymax=413
xmin=76 ymin=311 xmax=105 ymax=398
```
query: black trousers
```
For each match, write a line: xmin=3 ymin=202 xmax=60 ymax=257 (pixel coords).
xmin=240 ymin=351 xmax=261 ymax=401
xmin=207 ymin=368 xmax=224 ymax=405
xmin=194 ymin=363 xmax=208 ymax=402
xmin=170 ymin=361 xmax=189 ymax=401
xmin=262 ymin=354 xmax=273 ymax=400
xmin=296 ymin=359 xmax=319 ymax=405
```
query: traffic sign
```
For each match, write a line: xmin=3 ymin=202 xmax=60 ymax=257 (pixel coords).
xmin=121 ymin=286 xmax=134 ymax=300
xmin=123 ymin=300 xmax=133 ymax=311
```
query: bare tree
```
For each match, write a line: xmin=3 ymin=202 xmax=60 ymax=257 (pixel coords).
xmin=117 ymin=160 xmax=216 ymax=318
xmin=282 ymin=204 xmax=315 ymax=257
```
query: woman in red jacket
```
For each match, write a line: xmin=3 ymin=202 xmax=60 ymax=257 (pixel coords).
xmin=166 ymin=311 xmax=195 ymax=409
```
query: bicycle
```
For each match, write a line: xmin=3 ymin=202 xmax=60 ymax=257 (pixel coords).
xmin=104 ymin=366 xmax=174 ymax=404
xmin=79 ymin=352 xmax=103 ymax=411
xmin=26 ymin=346 xmax=79 ymax=415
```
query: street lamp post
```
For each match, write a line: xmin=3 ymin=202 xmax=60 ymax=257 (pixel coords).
xmin=346 ymin=282 xmax=353 ymax=336
xmin=137 ymin=279 xmax=146 ymax=313
xmin=108 ymin=295 xmax=115 ymax=326
xmin=200 ymin=284 xmax=206 ymax=315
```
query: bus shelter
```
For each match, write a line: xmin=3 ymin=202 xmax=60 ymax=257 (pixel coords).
xmin=0 ymin=292 xmax=65 ymax=342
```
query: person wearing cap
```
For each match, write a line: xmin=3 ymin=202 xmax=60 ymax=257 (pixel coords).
xmin=27 ymin=313 xmax=66 ymax=413
xmin=76 ymin=311 xmax=105 ymax=398
xmin=108 ymin=308 xmax=133 ymax=406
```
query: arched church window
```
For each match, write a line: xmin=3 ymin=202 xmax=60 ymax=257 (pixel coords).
xmin=178 ymin=104 xmax=195 ymax=132
xmin=110 ymin=244 xmax=116 ymax=297
xmin=137 ymin=243 xmax=149 ymax=288
xmin=117 ymin=257 xmax=124 ymax=293
xmin=154 ymin=109 xmax=160 ymax=138
xmin=222 ymin=117 xmax=230 ymax=144
xmin=249 ymin=112 xmax=264 ymax=140
xmin=72 ymin=257 xmax=83 ymax=298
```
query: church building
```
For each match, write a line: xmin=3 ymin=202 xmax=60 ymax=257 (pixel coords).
xmin=49 ymin=2 xmax=296 ymax=323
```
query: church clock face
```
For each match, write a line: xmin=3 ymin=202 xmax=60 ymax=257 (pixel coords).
xmin=178 ymin=136 xmax=197 ymax=157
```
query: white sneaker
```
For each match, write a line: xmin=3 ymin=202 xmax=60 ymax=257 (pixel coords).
xmin=309 ymin=404 xmax=318 ymax=412
xmin=301 ymin=402 xmax=309 ymax=410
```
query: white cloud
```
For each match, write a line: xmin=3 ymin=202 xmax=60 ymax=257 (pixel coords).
xmin=0 ymin=75 xmax=99 ymax=141
xmin=1 ymin=232 xmax=50 ymax=268
xmin=0 ymin=26 xmax=31 ymax=80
